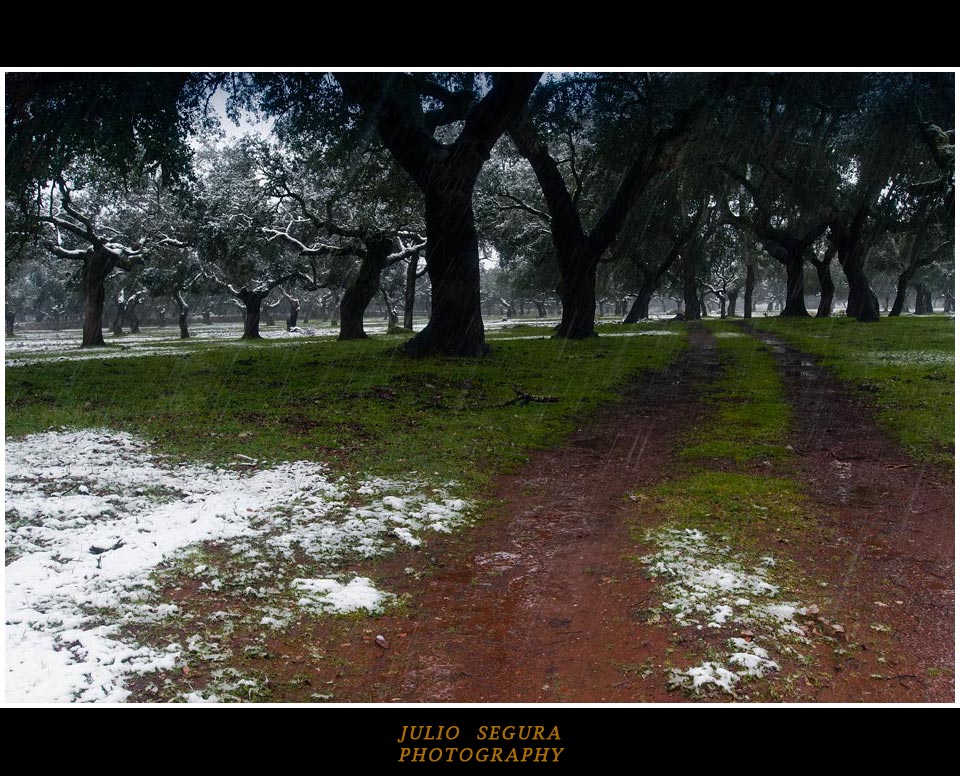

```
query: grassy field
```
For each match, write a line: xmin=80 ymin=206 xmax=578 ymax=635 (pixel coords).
xmin=748 ymin=316 xmax=955 ymax=464
xmin=682 ymin=321 xmax=793 ymax=464
xmin=5 ymin=323 xmax=687 ymax=492
xmin=633 ymin=319 xmax=807 ymax=549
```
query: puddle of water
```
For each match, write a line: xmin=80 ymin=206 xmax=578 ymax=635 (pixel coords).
xmin=831 ymin=460 xmax=853 ymax=504
xmin=475 ymin=551 xmax=522 ymax=573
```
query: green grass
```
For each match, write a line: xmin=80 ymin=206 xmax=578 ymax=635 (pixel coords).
xmin=634 ymin=470 xmax=808 ymax=545
xmin=748 ymin=316 xmax=954 ymax=464
xmin=681 ymin=320 xmax=792 ymax=463
xmin=5 ymin=327 xmax=687 ymax=492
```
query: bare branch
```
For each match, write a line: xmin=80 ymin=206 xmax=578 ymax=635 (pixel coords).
xmin=495 ymin=192 xmax=551 ymax=223
xmin=386 ymin=238 xmax=427 ymax=266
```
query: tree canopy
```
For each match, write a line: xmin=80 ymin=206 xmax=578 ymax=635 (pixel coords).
xmin=5 ymin=70 xmax=955 ymax=348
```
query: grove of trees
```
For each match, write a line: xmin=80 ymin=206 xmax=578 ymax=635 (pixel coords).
xmin=5 ymin=71 xmax=955 ymax=351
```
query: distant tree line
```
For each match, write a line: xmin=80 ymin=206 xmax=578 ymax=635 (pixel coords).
xmin=5 ymin=72 xmax=954 ymax=350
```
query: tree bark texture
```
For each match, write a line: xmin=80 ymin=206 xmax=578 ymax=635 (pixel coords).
xmin=80 ymin=247 xmax=116 ymax=347
xmin=339 ymin=239 xmax=392 ymax=340
xmin=744 ymin=249 xmax=755 ymax=320
xmin=336 ymin=72 xmax=539 ymax=357
xmin=829 ymin=210 xmax=880 ymax=322
xmin=913 ymin=283 xmax=934 ymax=314
xmin=175 ymin=292 xmax=190 ymax=339
xmin=238 ymin=289 xmax=266 ymax=339
xmin=405 ymin=186 xmax=487 ymax=355
xmin=403 ymin=253 xmax=419 ymax=330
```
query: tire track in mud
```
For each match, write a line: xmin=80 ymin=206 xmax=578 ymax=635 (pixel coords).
xmin=248 ymin=323 xmax=951 ymax=703
xmin=743 ymin=325 xmax=954 ymax=702
xmin=345 ymin=329 xmax=724 ymax=702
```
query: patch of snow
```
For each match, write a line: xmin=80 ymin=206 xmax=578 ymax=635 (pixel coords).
xmin=669 ymin=662 xmax=740 ymax=694
xmin=599 ymin=330 xmax=680 ymax=338
xmin=863 ymin=349 xmax=953 ymax=366
xmin=492 ymin=329 xmax=679 ymax=342
xmin=642 ymin=527 xmax=809 ymax=696
xmin=292 ymin=576 xmax=394 ymax=614
xmin=5 ymin=428 xmax=472 ymax=703
xmin=182 ymin=691 xmax=221 ymax=703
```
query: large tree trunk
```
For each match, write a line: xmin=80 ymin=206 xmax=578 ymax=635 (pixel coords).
xmin=744 ymin=248 xmax=755 ymax=320
xmin=780 ymin=250 xmax=810 ymax=317
xmin=80 ymin=248 xmax=114 ymax=347
xmin=286 ymin=296 xmax=300 ymax=330
xmin=5 ymin=309 xmax=16 ymax=336
xmin=914 ymin=283 xmax=934 ymax=314
xmin=239 ymin=290 xmax=265 ymax=339
xmin=815 ymin=274 xmax=835 ymax=318
xmin=813 ymin=256 xmax=835 ymax=318
xmin=728 ymin=288 xmax=740 ymax=318
xmin=556 ymin=243 xmax=599 ymax=338
xmin=330 ymin=292 xmax=341 ymax=327
xmin=404 ymin=186 xmax=487 ymax=356
xmin=128 ymin=298 xmax=141 ymax=333
xmin=175 ymin=293 xmax=190 ymax=339
xmin=844 ymin=268 xmax=880 ymax=321
xmin=403 ymin=252 xmax=419 ymax=330
xmin=718 ymin=294 xmax=728 ymax=318
xmin=111 ymin=296 xmax=126 ymax=336
xmin=624 ymin=278 xmax=654 ymax=323
xmin=830 ymin=211 xmax=880 ymax=323
xmin=890 ymin=270 xmax=911 ymax=317
xmin=340 ymin=239 xmax=390 ymax=340
xmin=336 ymin=73 xmax=538 ymax=358
xmin=682 ymin=249 xmax=700 ymax=321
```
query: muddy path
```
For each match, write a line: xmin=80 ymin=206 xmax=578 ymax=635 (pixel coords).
xmin=170 ymin=325 xmax=952 ymax=703
xmin=744 ymin=327 xmax=954 ymax=702
xmin=303 ymin=329 xmax=723 ymax=703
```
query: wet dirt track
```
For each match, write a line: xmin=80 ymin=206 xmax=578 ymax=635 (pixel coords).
xmin=251 ymin=326 xmax=955 ymax=703
xmin=748 ymin=328 xmax=954 ymax=701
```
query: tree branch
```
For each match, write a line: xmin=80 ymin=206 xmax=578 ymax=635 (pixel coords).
xmin=495 ymin=192 xmax=551 ymax=223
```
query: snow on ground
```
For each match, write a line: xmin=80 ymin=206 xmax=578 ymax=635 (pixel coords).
xmin=4 ymin=429 xmax=471 ymax=703
xmin=488 ymin=328 xmax=680 ymax=342
xmin=862 ymin=349 xmax=954 ymax=366
xmin=3 ymin=324 xmax=347 ymax=368
xmin=641 ymin=527 xmax=811 ymax=696
xmin=4 ymin=323 xmax=341 ymax=354
xmin=6 ymin=319 xmax=681 ymax=367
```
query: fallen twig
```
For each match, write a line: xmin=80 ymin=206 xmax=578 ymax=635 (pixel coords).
xmin=89 ymin=538 xmax=125 ymax=555
xmin=499 ymin=386 xmax=560 ymax=408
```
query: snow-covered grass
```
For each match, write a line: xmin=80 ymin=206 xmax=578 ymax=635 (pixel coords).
xmin=5 ymin=429 xmax=472 ymax=703
xmin=641 ymin=527 xmax=811 ymax=697
xmin=3 ymin=323 xmax=347 ymax=368
xmin=489 ymin=329 xmax=681 ymax=342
